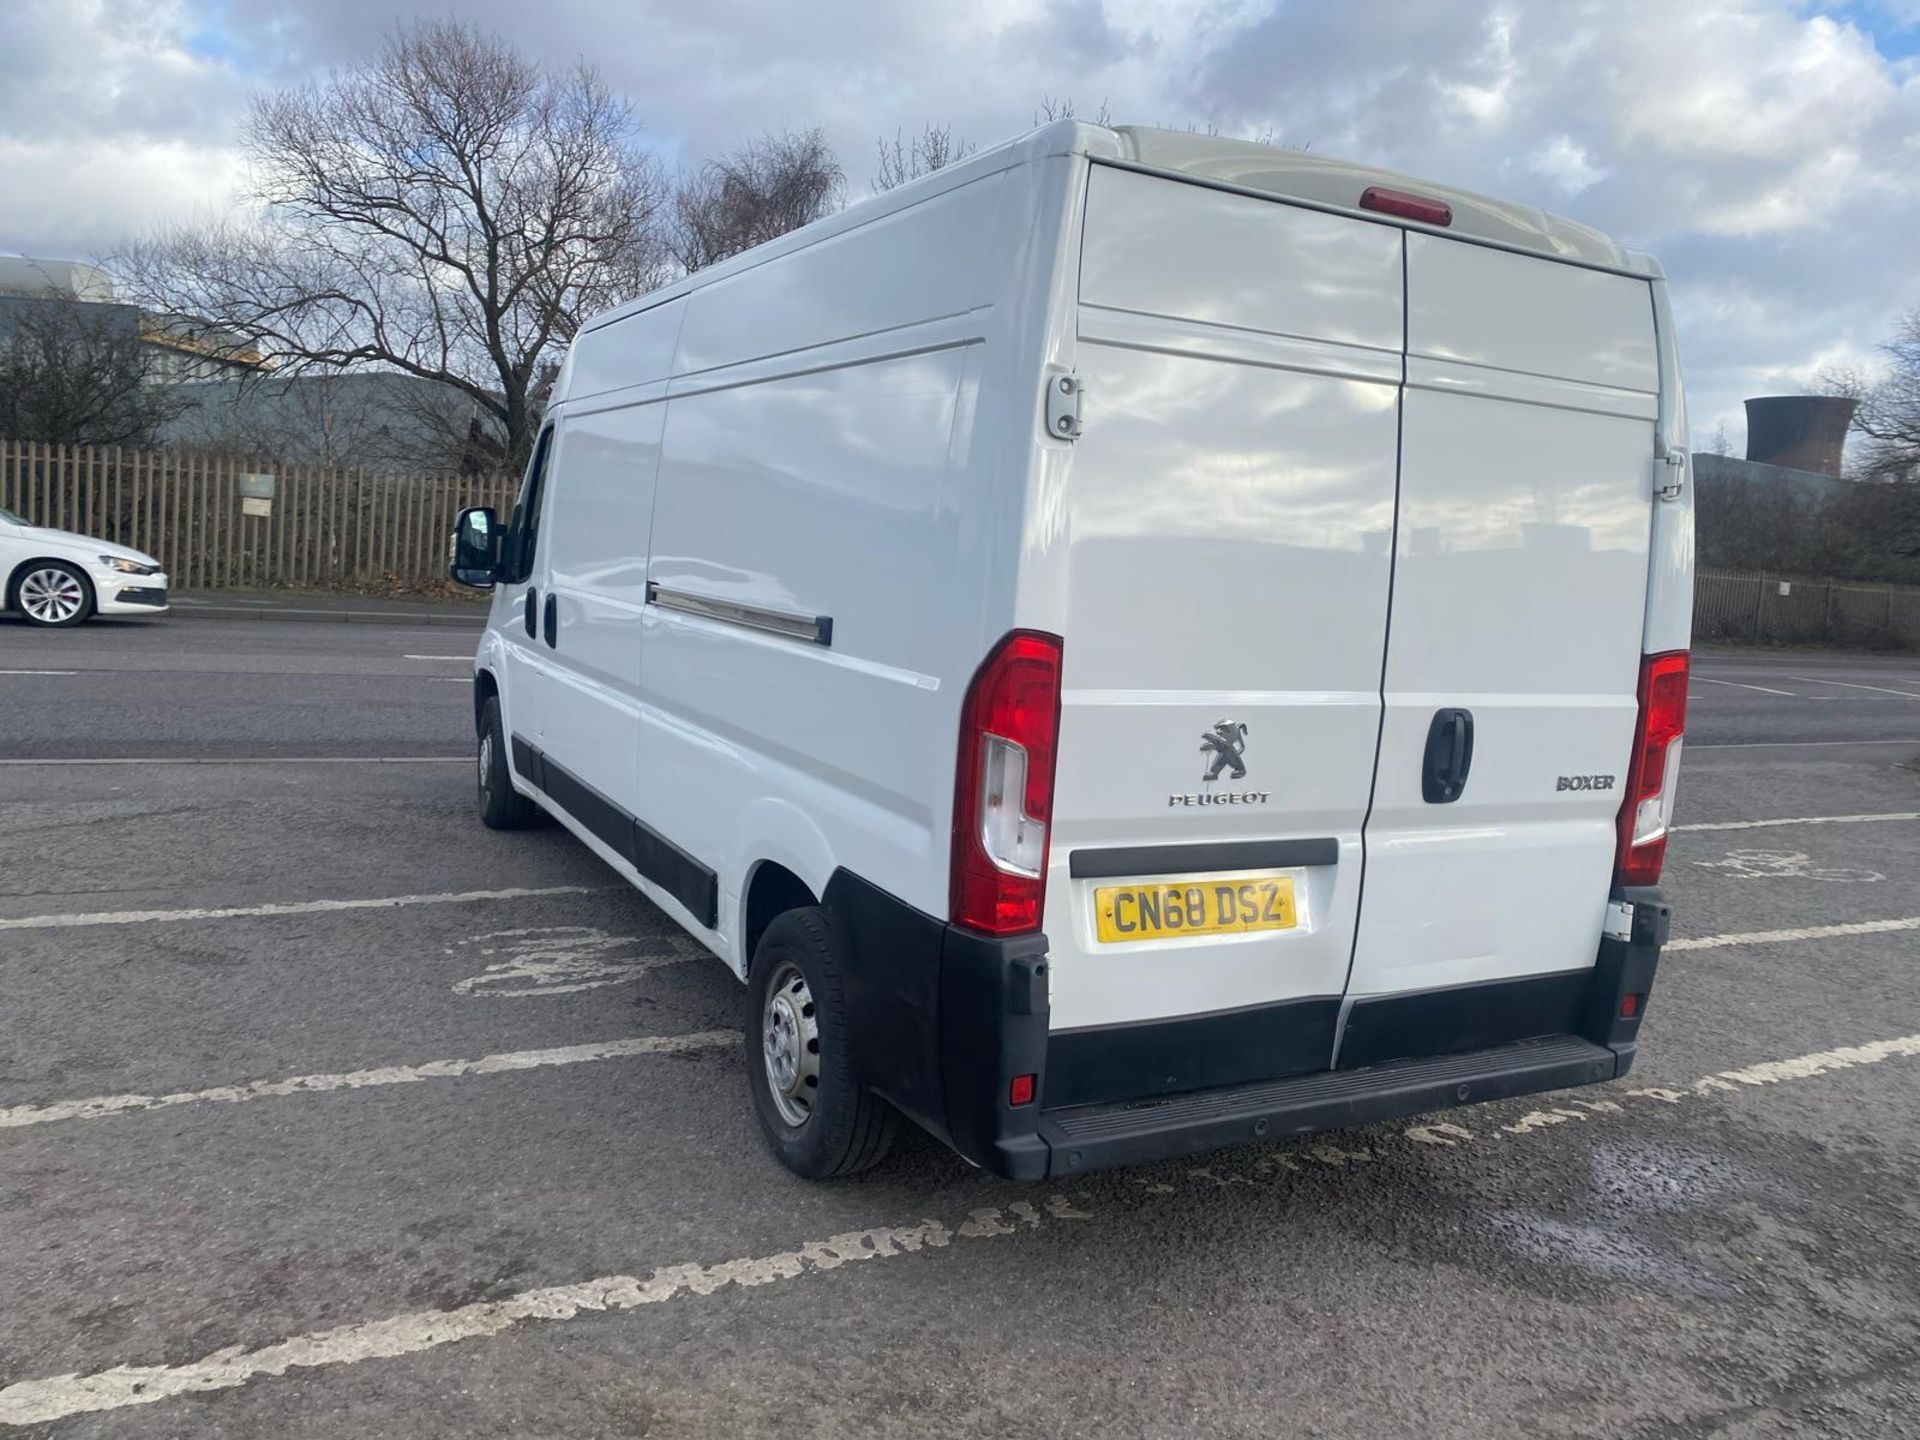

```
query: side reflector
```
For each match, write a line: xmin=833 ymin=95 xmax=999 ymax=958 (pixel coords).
xmin=1359 ymin=185 xmax=1453 ymax=226
xmin=1620 ymin=994 xmax=1640 ymax=1019
xmin=1009 ymin=1073 xmax=1036 ymax=1107
xmin=951 ymin=631 xmax=1064 ymax=935
xmin=1614 ymin=651 xmax=1689 ymax=887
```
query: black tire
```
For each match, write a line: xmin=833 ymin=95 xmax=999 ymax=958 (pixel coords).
xmin=12 ymin=560 xmax=94 ymax=628
xmin=745 ymin=907 xmax=897 ymax=1179
xmin=477 ymin=695 xmax=540 ymax=829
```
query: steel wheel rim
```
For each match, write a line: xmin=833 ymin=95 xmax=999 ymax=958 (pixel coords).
xmin=20 ymin=568 xmax=83 ymax=624
xmin=478 ymin=730 xmax=493 ymax=795
xmin=761 ymin=959 xmax=820 ymax=1128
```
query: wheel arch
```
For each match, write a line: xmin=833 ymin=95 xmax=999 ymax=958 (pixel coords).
xmin=743 ymin=860 xmax=819 ymax=972
xmin=473 ymin=666 xmax=500 ymax=730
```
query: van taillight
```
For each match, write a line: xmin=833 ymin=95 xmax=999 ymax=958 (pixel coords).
xmin=1614 ymin=650 xmax=1689 ymax=888
xmin=952 ymin=631 xmax=1063 ymax=935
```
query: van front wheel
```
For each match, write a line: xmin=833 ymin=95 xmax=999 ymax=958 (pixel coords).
xmin=746 ymin=907 xmax=897 ymax=1179
xmin=477 ymin=696 xmax=539 ymax=830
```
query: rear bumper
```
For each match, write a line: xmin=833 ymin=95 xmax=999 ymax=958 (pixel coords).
xmin=824 ymin=870 xmax=1668 ymax=1182
xmin=1039 ymin=1034 xmax=1617 ymax=1176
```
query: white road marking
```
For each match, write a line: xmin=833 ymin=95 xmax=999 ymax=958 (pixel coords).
xmin=1689 ymin=738 xmax=1920 ymax=751
xmin=449 ymin=926 xmax=701 ymax=998
xmin=1690 ymin=849 xmax=1883 ymax=882
xmin=403 ymin=655 xmax=473 ymax=662
xmin=7 ymin=1029 xmax=1917 ymax=1429
xmin=1691 ymin=675 xmax=1798 ymax=696
xmin=1789 ymin=674 xmax=1920 ymax=700
xmin=0 ymin=669 xmax=77 ymax=676
xmin=0 ymin=886 xmax=599 ymax=932
xmin=1677 ymin=811 xmax=1920 ymax=832
xmin=0 ymin=1030 xmax=734 ymax=1131
xmin=0 ymin=756 xmax=466 ymax=767
xmin=1668 ymin=915 xmax=1920 ymax=952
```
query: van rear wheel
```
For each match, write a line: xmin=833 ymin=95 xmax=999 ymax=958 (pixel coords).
xmin=746 ymin=907 xmax=896 ymax=1179
xmin=477 ymin=696 xmax=540 ymax=830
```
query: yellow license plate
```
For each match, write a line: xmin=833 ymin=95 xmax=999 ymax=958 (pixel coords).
xmin=1094 ymin=875 xmax=1297 ymax=944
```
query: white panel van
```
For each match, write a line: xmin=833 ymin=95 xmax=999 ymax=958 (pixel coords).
xmin=449 ymin=121 xmax=1693 ymax=1181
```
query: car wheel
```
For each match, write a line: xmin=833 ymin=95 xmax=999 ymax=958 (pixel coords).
xmin=477 ymin=695 xmax=540 ymax=829
xmin=745 ymin=907 xmax=897 ymax=1179
xmin=14 ymin=562 xmax=93 ymax=628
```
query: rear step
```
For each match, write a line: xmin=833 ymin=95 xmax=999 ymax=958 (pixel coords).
xmin=1038 ymin=1034 xmax=1620 ymax=1176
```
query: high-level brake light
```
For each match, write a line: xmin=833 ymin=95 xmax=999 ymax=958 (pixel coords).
xmin=951 ymin=631 xmax=1064 ymax=935
xmin=1359 ymin=185 xmax=1453 ymax=227
xmin=1614 ymin=650 xmax=1689 ymax=887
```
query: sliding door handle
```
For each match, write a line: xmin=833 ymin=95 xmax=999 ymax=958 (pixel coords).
xmin=543 ymin=592 xmax=557 ymax=648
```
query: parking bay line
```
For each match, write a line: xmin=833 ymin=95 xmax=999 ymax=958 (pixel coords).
xmin=0 ymin=670 xmax=77 ymax=676
xmin=1789 ymin=675 xmax=1920 ymax=700
xmin=5 ymin=1028 xmax=1917 ymax=1429
xmin=1667 ymin=915 xmax=1920 ymax=952
xmin=0 ymin=1031 xmax=734 ymax=1131
xmin=1691 ymin=675 xmax=1799 ymax=696
xmin=1676 ymin=810 xmax=1920 ymax=833
xmin=3 ymin=913 xmax=1915 ymax=1132
xmin=0 ymin=885 xmax=603 ymax=932
xmin=0 ymin=756 xmax=467 ymax=767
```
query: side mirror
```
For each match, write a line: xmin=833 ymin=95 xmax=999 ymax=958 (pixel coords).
xmin=448 ymin=506 xmax=502 ymax=588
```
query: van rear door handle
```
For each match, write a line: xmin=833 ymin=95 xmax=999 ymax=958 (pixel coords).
xmin=524 ymin=587 xmax=538 ymax=639
xmin=1422 ymin=708 xmax=1474 ymax=804
xmin=542 ymin=592 xmax=557 ymax=648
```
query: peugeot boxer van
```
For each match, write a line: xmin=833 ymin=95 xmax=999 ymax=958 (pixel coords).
xmin=449 ymin=121 xmax=1692 ymax=1181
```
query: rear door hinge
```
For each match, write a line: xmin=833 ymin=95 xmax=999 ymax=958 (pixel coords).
xmin=1654 ymin=451 xmax=1685 ymax=501
xmin=1046 ymin=373 xmax=1083 ymax=440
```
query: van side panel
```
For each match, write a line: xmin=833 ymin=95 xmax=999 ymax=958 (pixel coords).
xmin=636 ymin=175 xmax=1011 ymax=944
xmin=538 ymin=388 xmax=669 ymax=814
xmin=670 ymin=177 xmax=1003 ymax=378
xmin=1045 ymin=166 xmax=1402 ymax=1046
xmin=1346 ymin=236 xmax=1659 ymax=1003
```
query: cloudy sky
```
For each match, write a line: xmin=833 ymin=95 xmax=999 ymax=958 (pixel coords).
xmin=2 ymin=0 xmax=1917 ymax=448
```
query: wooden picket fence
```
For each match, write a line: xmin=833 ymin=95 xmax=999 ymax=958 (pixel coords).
xmin=0 ymin=439 xmax=518 ymax=590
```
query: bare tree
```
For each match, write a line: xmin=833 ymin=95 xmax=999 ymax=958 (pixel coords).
xmin=0 ymin=297 xmax=192 ymax=446
xmin=116 ymin=21 xmax=668 ymax=472
xmin=669 ymin=130 xmax=844 ymax=273
xmin=1849 ymin=309 xmax=1920 ymax=485
xmin=872 ymin=123 xmax=978 ymax=193
xmin=1034 ymin=96 xmax=1112 ymax=126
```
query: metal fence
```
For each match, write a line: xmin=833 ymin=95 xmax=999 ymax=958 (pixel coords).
xmin=0 ymin=439 xmax=517 ymax=591
xmin=1695 ymin=570 xmax=1920 ymax=651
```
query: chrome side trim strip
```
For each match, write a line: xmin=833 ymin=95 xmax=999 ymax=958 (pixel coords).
xmin=645 ymin=583 xmax=833 ymax=647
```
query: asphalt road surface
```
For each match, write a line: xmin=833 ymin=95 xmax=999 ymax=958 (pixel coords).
xmin=3 ymin=616 xmax=1919 ymax=1437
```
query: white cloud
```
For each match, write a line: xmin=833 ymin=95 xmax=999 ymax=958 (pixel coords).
xmin=1 ymin=0 xmax=1915 ymax=452
xmin=1527 ymin=135 xmax=1607 ymax=196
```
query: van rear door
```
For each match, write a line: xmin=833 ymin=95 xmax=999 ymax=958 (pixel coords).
xmin=1340 ymin=235 xmax=1660 ymax=1057
xmin=1042 ymin=166 xmax=1401 ymax=1104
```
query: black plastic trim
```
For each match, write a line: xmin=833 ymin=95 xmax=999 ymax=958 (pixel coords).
xmin=1046 ymin=996 xmax=1340 ymax=1108
xmin=510 ymin=734 xmax=717 ymax=927
xmin=114 ymin=586 xmax=168 ymax=607
xmin=822 ymin=869 xmax=1051 ymax=1180
xmin=1040 ymin=1034 xmax=1617 ymax=1176
xmin=1337 ymin=967 xmax=1590 ymax=1070
xmin=1067 ymin=837 xmax=1338 ymax=880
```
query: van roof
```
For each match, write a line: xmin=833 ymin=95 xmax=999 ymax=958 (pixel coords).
xmin=1098 ymin=126 xmax=1632 ymax=272
xmin=580 ymin=120 xmax=1647 ymax=341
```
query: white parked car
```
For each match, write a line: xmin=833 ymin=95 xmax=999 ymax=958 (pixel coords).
xmin=0 ymin=505 xmax=170 ymax=626
xmin=450 ymin=121 xmax=1692 ymax=1181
